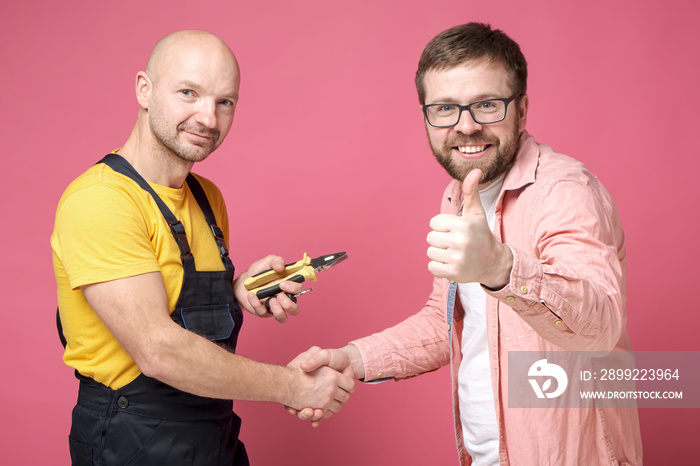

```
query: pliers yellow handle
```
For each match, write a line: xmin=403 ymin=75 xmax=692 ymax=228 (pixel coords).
xmin=244 ymin=252 xmax=319 ymax=300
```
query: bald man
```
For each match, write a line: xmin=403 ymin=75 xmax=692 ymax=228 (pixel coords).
xmin=52 ymin=30 xmax=354 ymax=466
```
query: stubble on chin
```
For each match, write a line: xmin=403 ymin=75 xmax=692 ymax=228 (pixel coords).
xmin=150 ymin=118 xmax=220 ymax=164
xmin=429 ymin=131 xmax=520 ymax=184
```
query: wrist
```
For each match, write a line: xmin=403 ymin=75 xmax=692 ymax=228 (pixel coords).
xmin=275 ymin=365 xmax=303 ymax=407
xmin=342 ymin=344 xmax=366 ymax=380
xmin=482 ymin=243 xmax=513 ymax=290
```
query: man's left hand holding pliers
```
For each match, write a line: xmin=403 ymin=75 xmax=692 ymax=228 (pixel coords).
xmin=233 ymin=255 xmax=304 ymax=323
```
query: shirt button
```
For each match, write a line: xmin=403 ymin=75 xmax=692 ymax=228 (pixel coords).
xmin=117 ymin=396 xmax=129 ymax=409
xmin=376 ymin=373 xmax=383 ymax=378
xmin=506 ymin=296 xmax=515 ymax=302
xmin=447 ymin=323 xmax=451 ymax=331
xmin=554 ymin=320 xmax=562 ymax=326
xmin=520 ymin=285 xmax=528 ymax=294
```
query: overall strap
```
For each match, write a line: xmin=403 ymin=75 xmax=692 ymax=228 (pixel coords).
xmin=185 ymin=174 xmax=231 ymax=265
xmin=57 ymin=307 xmax=68 ymax=348
xmin=98 ymin=153 xmax=197 ymax=272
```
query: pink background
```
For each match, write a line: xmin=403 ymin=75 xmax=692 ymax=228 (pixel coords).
xmin=2 ymin=0 xmax=699 ymax=464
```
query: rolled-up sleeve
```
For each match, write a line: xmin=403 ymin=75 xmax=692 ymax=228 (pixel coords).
xmin=351 ymin=276 xmax=451 ymax=382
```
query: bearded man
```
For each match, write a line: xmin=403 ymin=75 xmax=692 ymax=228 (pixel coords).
xmin=295 ymin=23 xmax=643 ymax=466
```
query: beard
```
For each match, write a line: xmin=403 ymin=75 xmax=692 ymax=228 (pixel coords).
xmin=149 ymin=112 xmax=222 ymax=164
xmin=429 ymin=125 xmax=520 ymax=184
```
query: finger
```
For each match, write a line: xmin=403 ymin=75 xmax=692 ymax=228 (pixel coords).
xmin=296 ymin=407 xmax=316 ymax=420
xmin=246 ymin=255 xmax=280 ymax=277
xmin=336 ymin=372 xmax=355 ymax=394
xmin=275 ymin=291 xmax=301 ymax=318
xmin=461 ymin=168 xmax=486 ymax=215
xmin=341 ymin=365 xmax=356 ymax=379
xmin=325 ymin=399 xmax=343 ymax=414
xmin=337 ymin=375 xmax=356 ymax=395
xmin=267 ymin=255 xmax=288 ymax=273
xmin=286 ymin=346 xmax=321 ymax=369
xmin=427 ymin=260 xmax=451 ymax=279
xmin=265 ymin=297 xmax=289 ymax=323
xmin=299 ymin=350 xmax=331 ymax=373
xmin=426 ymin=245 xmax=449 ymax=263
xmin=311 ymin=408 xmax=324 ymax=421
xmin=429 ymin=213 xmax=461 ymax=232
xmin=279 ymin=279 xmax=304 ymax=295
xmin=333 ymin=388 xmax=351 ymax=404
xmin=426 ymin=231 xmax=453 ymax=250
xmin=246 ymin=292 xmax=273 ymax=318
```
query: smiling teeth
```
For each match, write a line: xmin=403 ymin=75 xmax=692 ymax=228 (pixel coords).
xmin=458 ymin=145 xmax=486 ymax=154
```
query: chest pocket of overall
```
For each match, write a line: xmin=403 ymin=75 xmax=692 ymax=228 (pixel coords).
xmin=177 ymin=304 xmax=235 ymax=341
xmin=171 ymin=268 xmax=240 ymax=345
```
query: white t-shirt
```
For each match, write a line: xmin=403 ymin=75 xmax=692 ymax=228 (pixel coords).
xmin=457 ymin=174 xmax=504 ymax=466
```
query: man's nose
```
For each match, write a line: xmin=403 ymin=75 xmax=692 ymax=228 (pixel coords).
xmin=195 ymin=100 xmax=217 ymax=128
xmin=453 ymin=109 xmax=483 ymax=134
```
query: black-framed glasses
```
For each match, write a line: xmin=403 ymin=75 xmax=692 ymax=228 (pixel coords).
xmin=422 ymin=94 xmax=521 ymax=127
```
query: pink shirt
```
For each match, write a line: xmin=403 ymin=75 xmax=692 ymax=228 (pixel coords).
xmin=352 ymin=132 xmax=643 ymax=465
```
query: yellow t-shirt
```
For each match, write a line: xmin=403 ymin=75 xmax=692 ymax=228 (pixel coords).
xmin=51 ymin=162 xmax=230 ymax=389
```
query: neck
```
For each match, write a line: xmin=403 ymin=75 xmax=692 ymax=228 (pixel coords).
xmin=119 ymin=113 xmax=193 ymax=188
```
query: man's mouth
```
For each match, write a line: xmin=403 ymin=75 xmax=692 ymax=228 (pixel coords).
xmin=179 ymin=124 xmax=220 ymax=143
xmin=185 ymin=130 xmax=212 ymax=139
xmin=457 ymin=144 xmax=488 ymax=154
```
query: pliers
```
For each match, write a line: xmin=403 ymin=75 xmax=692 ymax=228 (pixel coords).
xmin=244 ymin=252 xmax=348 ymax=310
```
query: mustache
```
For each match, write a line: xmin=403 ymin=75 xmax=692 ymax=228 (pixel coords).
xmin=447 ymin=133 xmax=497 ymax=146
xmin=178 ymin=123 xmax=220 ymax=140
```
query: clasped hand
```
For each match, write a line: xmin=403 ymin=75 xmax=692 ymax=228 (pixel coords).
xmin=283 ymin=346 xmax=361 ymax=426
xmin=285 ymin=346 xmax=356 ymax=425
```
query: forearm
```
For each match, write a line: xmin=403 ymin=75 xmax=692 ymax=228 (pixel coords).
xmin=140 ymin=322 xmax=355 ymax=414
xmin=350 ymin=284 xmax=450 ymax=381
xmin=141 ymin=325 xmax=296 ymax=403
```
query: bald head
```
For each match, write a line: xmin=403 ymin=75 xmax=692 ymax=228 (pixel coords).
xmin=146 ymin=30 xmax=240 ymax=88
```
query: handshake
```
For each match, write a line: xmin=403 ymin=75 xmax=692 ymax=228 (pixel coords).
xmin=284 ymin=345 xmax=365 ymax=426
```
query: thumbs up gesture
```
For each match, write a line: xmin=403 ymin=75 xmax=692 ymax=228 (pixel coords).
xmin=426 ymin=169 xmax=513 ymax=288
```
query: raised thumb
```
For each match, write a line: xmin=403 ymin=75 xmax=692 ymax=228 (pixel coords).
xmin=461 ymin=168 xmax=484 ymax=214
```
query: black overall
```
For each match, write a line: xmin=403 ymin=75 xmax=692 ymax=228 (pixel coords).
xmin=57 ymin=154 xmax=248 ymax=466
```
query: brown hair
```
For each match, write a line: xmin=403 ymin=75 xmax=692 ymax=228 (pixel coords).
xmin=415 ymin=23 xmax=528 ymax=104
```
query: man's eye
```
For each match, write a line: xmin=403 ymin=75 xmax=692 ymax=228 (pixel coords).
xmin=437 ymin=104 xmax=457 ymax=113
xmin=181 ymin=90 xmax=193 ymax=96
xmin=219 ymin=99 xmax=233 ymax=107
xmin=474 ymin=100 xmax=502 ymax=112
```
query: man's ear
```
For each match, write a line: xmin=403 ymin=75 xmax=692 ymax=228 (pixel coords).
xmin=135 ymin=71 xmax=152 ymax=109
xmin=517 ymin=94 xmax=529 ymax=133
